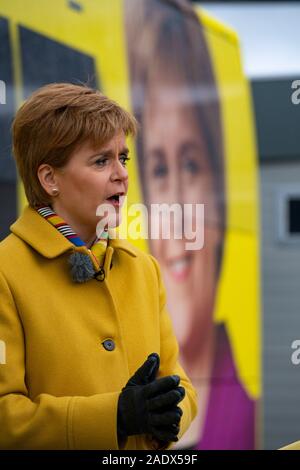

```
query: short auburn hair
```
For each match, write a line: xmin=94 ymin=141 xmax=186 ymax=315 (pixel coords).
xmin=12 ymin=82 xmax=138 ymax=208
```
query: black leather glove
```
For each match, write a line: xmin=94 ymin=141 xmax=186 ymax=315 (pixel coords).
xmin=125 ymin=353 xmax=161 ymax=387
xmin=145 ymin=384 xmax=185 ymax=443
xmin=117 ymin=354 xmax=185 ymax=442
xmin=138 ymin=354 xmax=185 ymax=444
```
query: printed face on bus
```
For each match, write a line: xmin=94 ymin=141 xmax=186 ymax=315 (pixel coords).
xmin=142 ymin=80 xmax=222 ymax=356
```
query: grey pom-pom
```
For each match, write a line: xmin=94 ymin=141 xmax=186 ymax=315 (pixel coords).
xmin=68 ymin=252 xmax=95 ymax=283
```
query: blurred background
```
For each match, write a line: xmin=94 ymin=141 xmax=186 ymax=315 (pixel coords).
xmin=202 ymin=1 xmax=300 ymax=450
xmin=1 ymin=0 xmax=300 ymax=450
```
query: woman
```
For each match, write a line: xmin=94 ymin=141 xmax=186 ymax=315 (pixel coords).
xmin=0 ymin=82 xmax=197 ymax=449
xmin=125 ymin=0 xmax=255 ymax=449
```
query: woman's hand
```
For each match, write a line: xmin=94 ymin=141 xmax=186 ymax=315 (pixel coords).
xmin=117 ymin=354 xmax=185 ymax=443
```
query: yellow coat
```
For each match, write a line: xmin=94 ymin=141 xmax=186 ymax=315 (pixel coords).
xmin=0 ymin=205 xmax=197 ymax=450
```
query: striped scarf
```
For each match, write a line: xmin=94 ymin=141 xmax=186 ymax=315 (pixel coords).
xmin=37 ymin=206 xmax=109 ymax=282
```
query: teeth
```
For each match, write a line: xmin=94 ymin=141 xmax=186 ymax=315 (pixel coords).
xmin=169 ymin=256 xmax=190 ymax=273
xmin=106 ymin=194 xmax=126 ymax=205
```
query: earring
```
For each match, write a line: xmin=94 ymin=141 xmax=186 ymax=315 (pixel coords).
xmin=52 ymin=188 xmax=59 ymax=196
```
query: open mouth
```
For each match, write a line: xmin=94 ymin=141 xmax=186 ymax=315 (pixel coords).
xmin=167 ymin=253 xmax=193 ymax=282
xmin=105 ymin=192 xmax=125 ymax=207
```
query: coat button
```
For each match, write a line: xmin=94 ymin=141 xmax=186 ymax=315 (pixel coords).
xmin=102 ymin=339 xmax=115 ymax=351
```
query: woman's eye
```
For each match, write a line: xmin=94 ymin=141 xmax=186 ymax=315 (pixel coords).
xmin=95 ymin=158 xmax=108 ymax=167
xmin=183 ymin=158 xmax=200 ymax=174
xmin=152 ymin=163 xmax=168 ymax=178
xmin=120 ymin=155 xmax=130 ymax=166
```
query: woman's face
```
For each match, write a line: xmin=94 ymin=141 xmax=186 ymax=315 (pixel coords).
xmin=143 ymin=89 xmax=222 ymax=352
xmin=49 ymin=131 xmax=129 ymax=236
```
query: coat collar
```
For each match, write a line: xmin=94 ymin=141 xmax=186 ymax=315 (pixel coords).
xmin=10 ymin=205 xmax=137 ymax=259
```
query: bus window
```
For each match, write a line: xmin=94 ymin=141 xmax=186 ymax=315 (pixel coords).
xmin=19 ymin=26 xmax=99 ymax=98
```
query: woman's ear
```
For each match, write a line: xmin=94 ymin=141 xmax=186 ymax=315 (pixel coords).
xmin=37 ymin=163 xmax=59 ymax=197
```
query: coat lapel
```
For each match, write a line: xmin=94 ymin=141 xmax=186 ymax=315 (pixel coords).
xmin=10 ymin=205 xmax=138 ymax=259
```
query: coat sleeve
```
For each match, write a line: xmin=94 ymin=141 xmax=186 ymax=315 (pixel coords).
xmin=140 ymin=254 xmax=198 ymax=451
xmin=0 ymin=270 xmax=123 ymax=450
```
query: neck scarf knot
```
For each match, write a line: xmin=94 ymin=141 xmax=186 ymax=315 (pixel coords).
xmin=37 ymin=206 xmax=109 ymax=283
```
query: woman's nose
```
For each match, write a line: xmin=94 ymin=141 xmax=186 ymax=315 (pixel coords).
xmin=111 ymin=159 xmax=128 ymax=182
xmin=169 ymin=171 xmax=183 ymax=203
